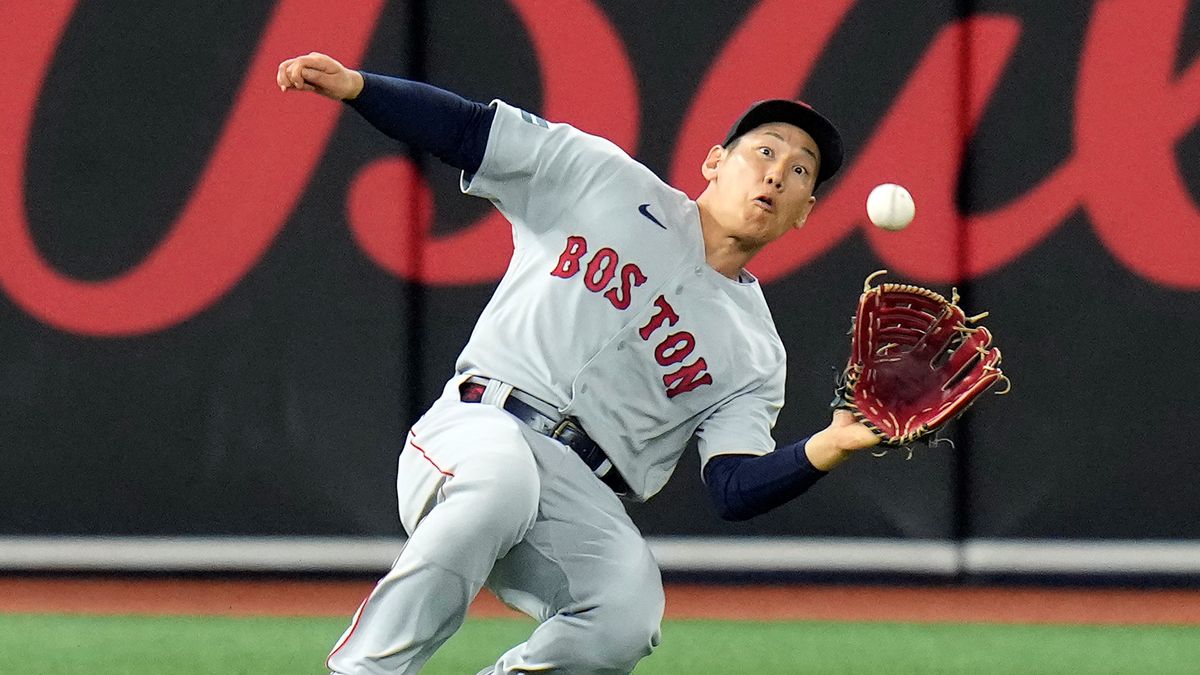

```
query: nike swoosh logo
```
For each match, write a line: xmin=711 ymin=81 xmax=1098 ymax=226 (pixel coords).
xmin=638 ymin=203 xmax=667 ymax=229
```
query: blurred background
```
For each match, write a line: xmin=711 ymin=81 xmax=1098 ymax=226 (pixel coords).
xmin=2 ymin=0 xmax=1198 ymax=584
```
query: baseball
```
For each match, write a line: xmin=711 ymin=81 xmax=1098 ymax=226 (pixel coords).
xmin=866 ymin=183 xmax=915 ymax=231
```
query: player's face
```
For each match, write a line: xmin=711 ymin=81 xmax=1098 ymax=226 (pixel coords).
xmin=702 ymin=122 xmax=820 ymax=244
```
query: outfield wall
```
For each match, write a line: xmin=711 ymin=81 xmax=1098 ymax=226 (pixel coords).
xmin=3 ymin=537 xmax=1200 ymax=578
xmin=2 ymin=1 xmax=1198 ymax=576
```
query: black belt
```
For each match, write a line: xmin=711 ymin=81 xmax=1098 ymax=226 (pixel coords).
xmin=459 ymin=378 xmax=630 ymax=495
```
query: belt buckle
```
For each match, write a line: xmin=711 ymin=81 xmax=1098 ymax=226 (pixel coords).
xmin=551 ymin=418 xmax=596 ymax=462
xmin=552 ymin=417 xmax=625 ymax=493
xmin=550 ymin=417 xmax=580 ymax=442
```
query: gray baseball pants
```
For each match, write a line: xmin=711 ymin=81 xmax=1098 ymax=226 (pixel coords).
xmin=326 ymin=376 xmax=664 ymax=674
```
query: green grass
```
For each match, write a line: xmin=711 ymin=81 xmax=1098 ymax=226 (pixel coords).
xmin=1 ymin=614 xmax=1198 ymax=674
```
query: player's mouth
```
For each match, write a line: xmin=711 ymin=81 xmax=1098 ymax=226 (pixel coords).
xmin=753 ymin=195 xmax=775 ymax=212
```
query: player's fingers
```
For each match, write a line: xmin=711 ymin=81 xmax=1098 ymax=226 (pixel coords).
xmin=304 ymin=51 xmax=341 ymax=73
xmin=291 ymin=52 xmax=340 ymax=76
xmin=285 ymin=61 xmax=306 ymax=88
xmin=276 ymin=59 xmax=294 ymax=91
xmin=300 ymin=66 xmax=328 ymax=87
xmin=278 ymin=53 xmax=344 ymax=94
xmin=831 ymin=408 xmax=856 ymax=425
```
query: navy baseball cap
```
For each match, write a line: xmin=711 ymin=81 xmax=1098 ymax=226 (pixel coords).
xmin=723 ymin=99 xmax=844 ymax=188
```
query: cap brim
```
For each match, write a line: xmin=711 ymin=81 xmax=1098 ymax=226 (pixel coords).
xmin=723 ymin=99 xmax=844 ymax=187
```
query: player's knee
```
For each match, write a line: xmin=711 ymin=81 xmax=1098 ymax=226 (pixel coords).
xmin=576 ymin=602 xmax=663 ymax=672
xmin=571 ymin=579 xmax=665 ymax=671
xmin=611 ymin=565 xmax=665 ymax=665
xmin=604 ymin=609 xmax=663 ymax=665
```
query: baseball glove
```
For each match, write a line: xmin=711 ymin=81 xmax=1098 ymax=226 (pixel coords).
xmin=835 ymin=270 xmax=1009 ymax=447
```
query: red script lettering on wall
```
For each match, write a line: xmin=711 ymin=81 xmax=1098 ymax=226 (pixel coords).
xmin=0 ymin=0 xmax=386 ymax=335
xmin=3 ymin=0 xmax=1199 ymax=338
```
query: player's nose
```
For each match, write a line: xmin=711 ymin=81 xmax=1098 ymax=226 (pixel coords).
xmin=764 ymin=170 xmax=786 ymax=191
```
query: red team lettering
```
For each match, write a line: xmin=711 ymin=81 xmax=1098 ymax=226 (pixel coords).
xmin=642 ymin=305 xmax=713 ymax=398
xmin=660 ymin=359 xmax=714 ymax=399
xmin=584 ymin=248 xmax=620 ymax=292
xmin=654 ymin=332 xmax=695 ymax=366
xmin=551 ymin=235 xmax=589 ymax=278
xmin=638 ymin=295 xmax=679 ymax=340
xmin=550 ymin=237 xmax=712 ymax=398
xmin=553 ymin=236 xmax=649 ymax=312
xmin=604 ymin=264 xmax=648 ymax=311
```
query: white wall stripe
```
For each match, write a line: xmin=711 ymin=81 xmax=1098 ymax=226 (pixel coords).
xmin=961 ymin=540 xmax=1200 ymax=574
xmin=0 ymin=536 xmax=1197 ymax=575
xmin=0 ymin=537 xmax=403 ymax=573
xmin=647 ymin=537 xmax=960 ymax=574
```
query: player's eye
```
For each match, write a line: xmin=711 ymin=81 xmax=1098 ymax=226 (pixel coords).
xmin=758 ymin=146 xmax=773 ymax=158
xmin=794 ymin=165 xmax=809 ymax=176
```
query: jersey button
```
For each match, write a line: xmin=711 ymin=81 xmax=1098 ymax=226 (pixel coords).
xmin=694 ymin=266 xmax=703 ymax=276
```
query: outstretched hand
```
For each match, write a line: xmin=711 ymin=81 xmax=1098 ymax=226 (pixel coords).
xmin=276 ymin=52 xmax=364 ymax=101
xmin=804 ymin=409 xmax=881 ymax=471
xmin=824 ymin=409 xmax=882 ymax=451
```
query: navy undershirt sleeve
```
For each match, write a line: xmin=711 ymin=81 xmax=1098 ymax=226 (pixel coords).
xmin=702 ymin=438 xmax=828 ymax=521
xmin=345 ymin=71 xmax=494 ymax=174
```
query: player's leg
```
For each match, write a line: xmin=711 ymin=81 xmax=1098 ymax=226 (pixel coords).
xmin=327 ymin=396 xmax=541 ymax=675
xmin=479 ymin=430 xmax=665 ymax=675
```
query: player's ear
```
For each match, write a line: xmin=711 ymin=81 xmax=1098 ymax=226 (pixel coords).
xmin=700 ymin=145 xmax=725 ymax=181
xmin=794 ymin=195 xmax=817 ymax=229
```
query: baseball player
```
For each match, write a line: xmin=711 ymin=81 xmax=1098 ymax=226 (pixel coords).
xmin=277 ymin=52 xmax=881 ymax=675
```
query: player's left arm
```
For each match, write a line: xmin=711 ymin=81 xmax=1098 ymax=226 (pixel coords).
xmin=702 ymin=416 xmax=877 ymax=522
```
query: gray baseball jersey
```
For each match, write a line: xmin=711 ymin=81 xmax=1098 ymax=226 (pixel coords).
xmin=457 ymin=101 xmax=787 ymax=500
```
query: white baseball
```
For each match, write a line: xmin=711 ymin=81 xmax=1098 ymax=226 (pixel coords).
xmin=866 ymin=183 xmax=915 ymax=231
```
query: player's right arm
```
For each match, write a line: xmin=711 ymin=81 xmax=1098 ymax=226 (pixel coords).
xmin=277 ymin=52 xmax=636 ymax=235
xmin=276 ymin=52 xmax=495 ymax=174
